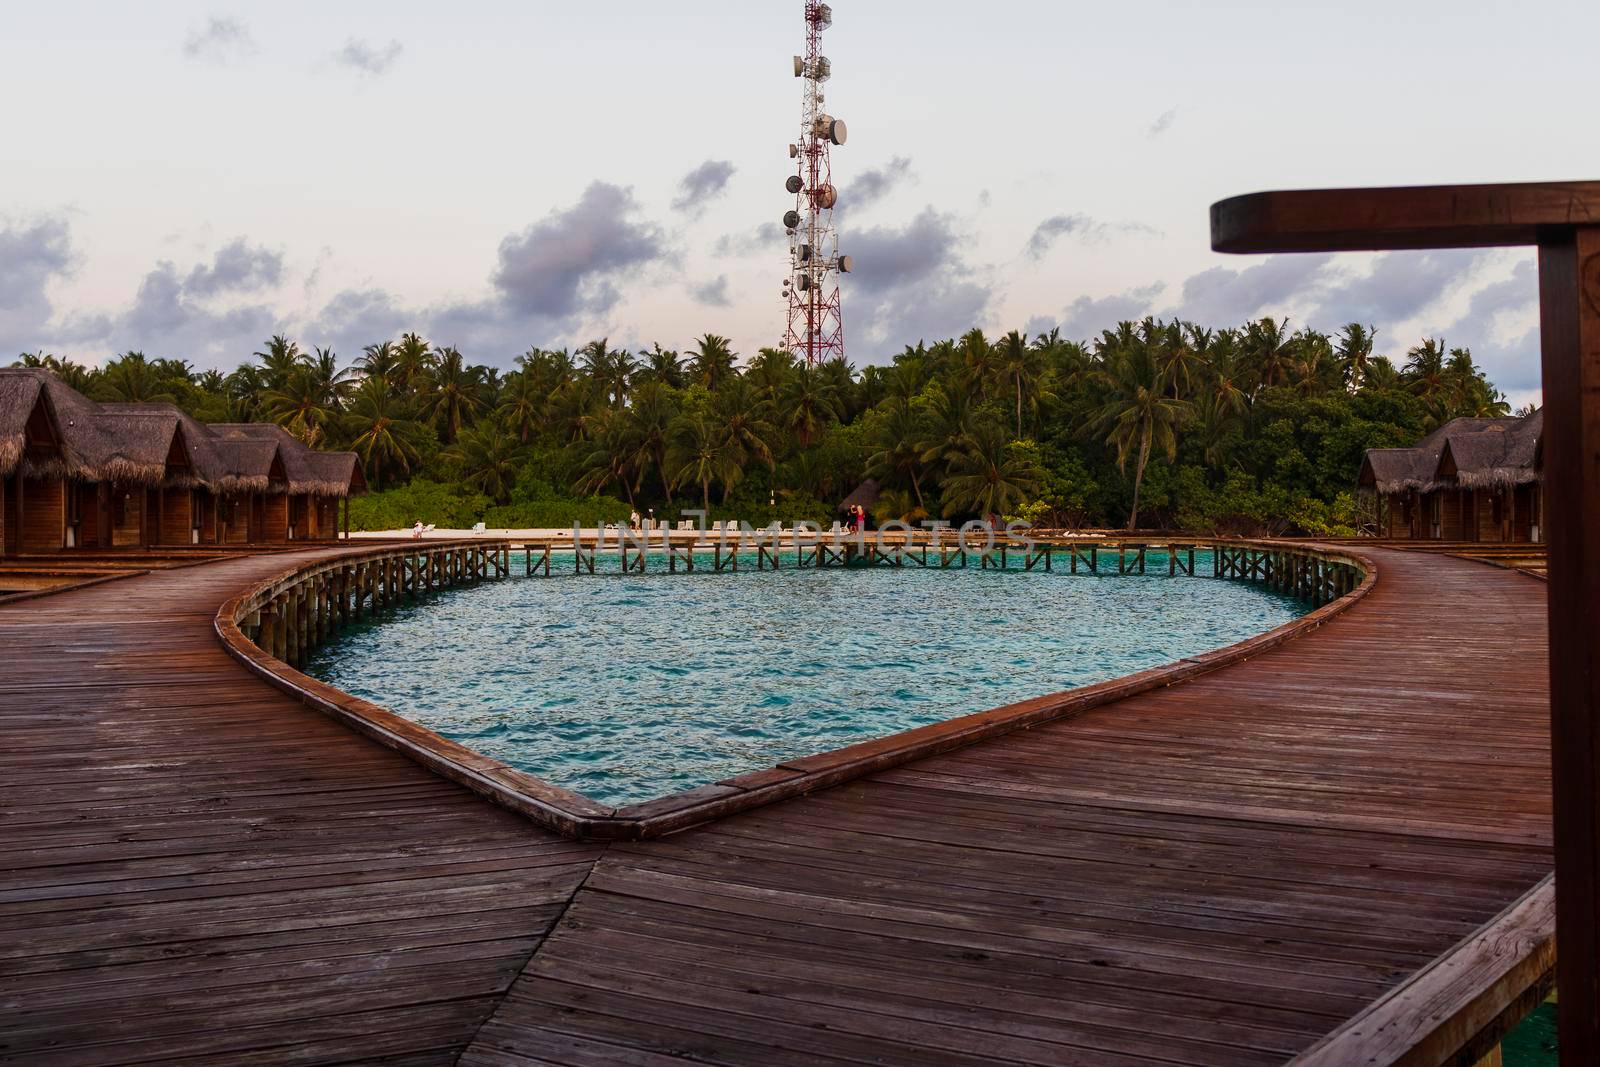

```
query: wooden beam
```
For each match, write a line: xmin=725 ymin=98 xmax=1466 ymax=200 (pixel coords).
xmin=1539 ymin=222 xmax=1600 ymax=1059
xmin=1211 ymin=179 xmax=1600 ymax=1062
xmin=1212 ymin=180 xmax=1600 ymax=253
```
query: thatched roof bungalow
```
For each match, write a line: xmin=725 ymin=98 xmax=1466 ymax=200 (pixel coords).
xmin=0 ymin=368 xmax=364 ymax=554
xmin=1360 ymin=410 xmax=1543 ymax=542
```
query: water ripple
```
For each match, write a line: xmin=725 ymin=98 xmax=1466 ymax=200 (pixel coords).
xmin=306 ymin=551 xmax=1303 ymax=806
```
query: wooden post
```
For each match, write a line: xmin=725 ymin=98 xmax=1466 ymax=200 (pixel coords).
xmin=1213 ymin=180 xmax=1600 ymax=1060
xmin=1540 ymin=222 xmax=1600 ymax=1054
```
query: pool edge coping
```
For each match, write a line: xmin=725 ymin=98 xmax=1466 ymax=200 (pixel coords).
xmin=214 ymin=538 xmax=1379 ymax=841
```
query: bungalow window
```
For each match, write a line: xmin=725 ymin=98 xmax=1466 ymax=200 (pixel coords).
xmin=64 ymin=483 xmax=81 ymax=548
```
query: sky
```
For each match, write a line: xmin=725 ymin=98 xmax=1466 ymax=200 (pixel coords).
xmin=5 ymin=1 xmax=1597 ymax=407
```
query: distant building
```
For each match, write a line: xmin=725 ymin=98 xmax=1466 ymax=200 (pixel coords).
xmin=1359 ymin=410 xmax=1542 ymax=542
xmin=0 ymin=368 xmax=364 ymax=556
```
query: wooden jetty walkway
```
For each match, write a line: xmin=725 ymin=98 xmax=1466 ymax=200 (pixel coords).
xmin=0 ymin=541 xmax=1552 ymax=1065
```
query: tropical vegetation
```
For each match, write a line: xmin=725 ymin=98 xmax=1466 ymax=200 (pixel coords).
xmin=11 ymin=317 xmax=1513 ymax=534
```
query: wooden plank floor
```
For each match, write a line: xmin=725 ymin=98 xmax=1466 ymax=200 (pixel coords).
xmin=461 ymin=547 xmax=1552 ymax=1066
xmin=0 ymin=545 xmax=1551 ymax=1065
xmin=0 ymin=547 xmax=603 ymax=1066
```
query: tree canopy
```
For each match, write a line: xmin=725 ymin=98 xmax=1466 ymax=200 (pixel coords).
xmin=12 ymin=315 xmax=1512 ymax=534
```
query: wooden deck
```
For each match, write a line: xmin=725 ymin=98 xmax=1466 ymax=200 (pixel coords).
xmin=0 ymin=544 xmax=1551 ymax=1065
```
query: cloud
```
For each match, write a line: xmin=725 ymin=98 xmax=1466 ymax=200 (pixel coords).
xmin=490 ymin=182 xmax=663 ymax=320
xmin=690 ymin=276 xmax=732 ymax=308
xmin=332 ymin=38 xmax=403 ymax=76
xmin=842 ymin=156 xmax=913 ymax=212
xmin=1307 ymin=249 xmax=1488 ymax=329
xmin=1047 ymin=283 xmax=1168 ymax=341
xmin=1436 ymin=257 xmax=1541 ymax=395
xmin=1024 ymin=214 xmax=1160 ymax=259
xmin=307 ymin=288 xmax=413 ymax=358
xmin=0 ymin=215 xmax=75 ymax=356
xmin=183 ymin=238 xmax=283 ymax=296
xmin=844 ymin=208 xmax=994 ymax=354
xmin=714 ymin=223 xmax=784 ymax=258
xmin=1147 ymin=108 xmax=1178 ymax=138
xmin=1169 ymin=253 xmax=1337 ymax=324
xmin=671 ymin=160 xmax=736 ymax=215
xmin=182 ymin=16 xmax=256 ymax=64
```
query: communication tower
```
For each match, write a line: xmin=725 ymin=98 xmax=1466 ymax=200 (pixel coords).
xmin=781 ymin=2 xmax=850 ymax=365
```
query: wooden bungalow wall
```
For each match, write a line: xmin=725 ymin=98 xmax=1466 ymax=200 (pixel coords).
xmin=159 ymin=488 xmax=192 ymax=546
xmin=262 ymin=495 xmax=288 ymax=543
xmin=21 ymin=478 xmax=64 ymax=552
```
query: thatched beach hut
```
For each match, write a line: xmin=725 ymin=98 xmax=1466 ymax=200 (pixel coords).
xmin=1359 ymin=410 xmax=1543 ymax=541
xmin=0 ymin=368 xmax=364 ymax=555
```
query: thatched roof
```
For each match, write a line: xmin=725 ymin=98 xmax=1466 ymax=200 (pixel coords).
xmin=210 ymin=424 xmax=364 ymax=497
xmin=0 ymin=371 xmax=49 ymax=478
xmin=1361 ymin=411 xmax=1542 ymax=494
xmin=0 ymin=368 xmax=105 ymax=481
xmin=0 ymin=368 xmax=362 ymax=496
xmin=211 ymin=437 xmax=286 ymax=494
xmin=838 ymin=478 xmax=882 ymax=512
xmin=1438 ymin=408 xmax=1542 ymax=489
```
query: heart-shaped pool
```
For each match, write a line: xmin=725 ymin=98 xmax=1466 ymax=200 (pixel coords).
xmin=306 ymin=548 xmax=1305 ymax=805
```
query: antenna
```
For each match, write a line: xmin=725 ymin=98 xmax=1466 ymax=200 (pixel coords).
xmin=781 ymin=1 xmax=848 ymax=366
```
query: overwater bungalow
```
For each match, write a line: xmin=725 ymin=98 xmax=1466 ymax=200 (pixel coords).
xmin=1360 ymin=409 xmax=1543 ymax=541
xmin=0 ymin=368 xmax=363 ymax=555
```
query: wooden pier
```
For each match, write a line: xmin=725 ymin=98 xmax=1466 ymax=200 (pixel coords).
xmin=0 ymin=540 xmax=1552 ymax=1064
xmin=510 ymin=532 xmax=1361 ymax=609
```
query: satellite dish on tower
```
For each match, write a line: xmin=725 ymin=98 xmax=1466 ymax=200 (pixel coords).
xmin=785 ymin=175 xmax=804 ymax=194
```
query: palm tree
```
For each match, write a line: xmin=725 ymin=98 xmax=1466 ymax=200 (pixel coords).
xmin=14 ymin=352 xmax=95 ymax=392
xmin=864 ymin=399 xmax=930 ymax=510
xmin=1088 ymin=330 xmax=1191 ymax=529
xmin=629 ymin=383 xmax=680 ymax=503
xmin=711 ymin=378 xmax=776 ymax=470
xmin=956 ymin=328 xmax=996 ymax=398
xmin=667 ymin=413 xmax=742 ymax=512
xmin=1336 ymin=323 xmax=1377 ymax=393
xmin=917 ymin=382 xmax=977 ymax=477
xmin=1206 ymin=329 xmax=1250 ymax=415
xmin=780 ymin=363 xmax=842 ymax=446
xmin=818 ymin=357 xmax=858 ymax=419
xmin=343 ymin=378 xmax=425 ymax=490
xmin=939 ymin=421 xmax=1044 ymax=519
xmin=689 ymin=334 xmax=737 ymax=390
xmin=263 ymin=368 xmax=339 ymax=446
xmin=1244 ymin=318 xmax=1298 ymax=394
xmin=1404 ymin=338 xmax=1450 ymax=421
xmin=252 ymin=335 xmax=308 ymax=390
xmin=578 ymin=339 xmax=635 ymax=408
xmin=992 ymin=329 xmax=1051 ymax=437
xmin=394 ymin=332 xmax=434 ymax=394
xmin=224 ymin=364 xmax=267 ymax=421
xmin=747 ymin=347 xmax=798 ymax=411
xmin=636 ymin=343 xmax=686 ymax=389
xmin=423 ymin=345 xmax=486 ymax=443
xmin=573 ymin=409 xmax=645 ymax=508
xmin=498 ymin=369 xmax=545 ymax=443
xmin=445 ymin=421 xmax=524 ymax=503
xmin=95 ymin=352 xmax=179 ymax=403
xmin=356 ymin=340 xmax=399 ymax=392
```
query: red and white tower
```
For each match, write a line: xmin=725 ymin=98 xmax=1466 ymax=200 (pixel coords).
xmin=782 ymin=1 xmax=850 ymax=366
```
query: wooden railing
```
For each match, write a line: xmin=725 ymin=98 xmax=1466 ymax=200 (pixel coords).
xmin=214 ymin=537 xmax=1373 ymax=842
xmin=229 ymin=540 xmax=512 ymax=670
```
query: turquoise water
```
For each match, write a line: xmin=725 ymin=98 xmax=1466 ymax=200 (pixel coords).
xmin=306 ymin=550 xmax=1305 ymax=806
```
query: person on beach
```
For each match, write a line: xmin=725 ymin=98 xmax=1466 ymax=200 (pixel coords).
xmin=412 ymin=520 xmax=424 ymax=539
xmin=629 ymin=509 xmax=640 ymax=530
